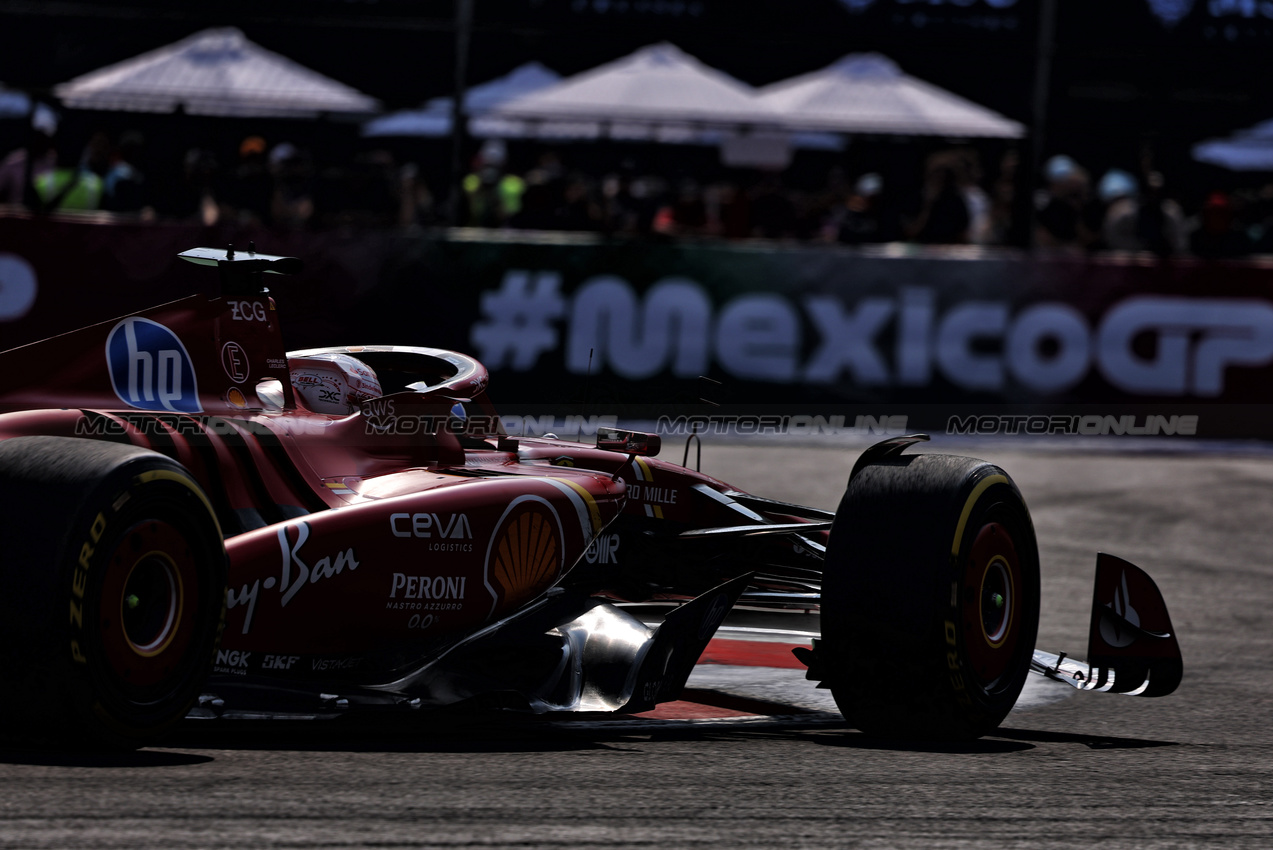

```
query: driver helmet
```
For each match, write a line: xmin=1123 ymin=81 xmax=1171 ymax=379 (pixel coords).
xmin=289 ymin=352 xmax=383 ymax=415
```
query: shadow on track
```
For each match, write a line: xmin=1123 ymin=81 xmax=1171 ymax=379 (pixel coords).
xmin=993 ymin=726 xmax=1179 ymax=750
xmin=809 ymin=731 xmax=1035 ymax=754
xmin=0 ymin=749 xmax=214 ymax=768
xmin=165 ymin=714 xmax=649 ymax=755
xmin=804 ymin=725 xmax=1178 ymax=754
xmin=160 ymin=707 xmax=846 ymax=755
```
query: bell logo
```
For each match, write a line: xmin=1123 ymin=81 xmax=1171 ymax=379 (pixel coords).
xmin=106 ymin=317 xmax=202 ymax=413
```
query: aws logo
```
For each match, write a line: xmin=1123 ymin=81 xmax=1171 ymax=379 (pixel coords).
xmin=106 ymin=317 xmax=201 ymax=413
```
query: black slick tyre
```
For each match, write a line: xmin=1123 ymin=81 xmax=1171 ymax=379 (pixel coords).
xmin=0 ymin=436 xmax=227 ymax=748
xmin=819 ymin=453 xmax=1040 ymax=740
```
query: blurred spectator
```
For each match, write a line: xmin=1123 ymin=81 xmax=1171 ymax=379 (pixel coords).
xmin=654 ymin=178 xmax=708 ymax=237
xmin=101 ymin=130 xmax=147 ymax=215
xmin=15 ymin=116 xmax=1273 ymax=259
xmin=462 ymin=139 xmax=524 ymax=227
xmin=749 ymin=173 xmax=797 ymax=239
xmin=556 ymin=171 xmax=602 ymax=231
xmin=509 ymin=168 xmax=559 ymax=230
xmin=1135 ymin=171 xmax=1187 ymax=257
xmin=33 ymin=132 xmax=109 ymax=212
xmin=789 ymin=186 xmax=823 ymax=241
xmin=80 ymin=130 xmax=112 ymax=180
xmin=989 ymin=148 xmax=1020 ymax=245
xmin=223 ymin=135 xmax=273 ymax=225
xmin=827 ymin=172 xmax=892 ymax=244
xmin=1189 ymin=192 xmax=1253 ymax=259
xmin=268 ymin=142 xmax=315 ymax=230
xmin=339 ymin=150 xmax=404 ymax=228
xmin=1251 ymin=183 xmax=1273 ymax=254
xmin=1098 ymin=169 xmax=1140 ymax=250
xmin=600 ymin=159 xmax=666 ymax=236
xmin=157 ymin=148 xmax=220 ymax=225
xmin=905 ymin=155 xmax=969 ymax=244
xmin=1034 ymin=154 xmax=1099 ymax=250
xmin=803 ymin=167 xmax=850 ymax=241
xmin=0 ymin=123 xmax=56 ymax=208
xmin=398 ymin=163 xmax=438 ymax=228
xmin=716 ymin=180 xmax=751 ymax=240
xmin=1101 ymin=169 xmax=1186 ymax=255
xmin=954 ymin=150 xmax=993 ymax=245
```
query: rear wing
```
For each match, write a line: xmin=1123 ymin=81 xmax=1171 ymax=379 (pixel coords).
xmin=178 ymin=246 xmax=303 ymax=296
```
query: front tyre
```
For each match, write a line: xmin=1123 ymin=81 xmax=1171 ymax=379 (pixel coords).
xmin=819 ymin=453 xmax=1040 ymax=740
xmin=0 ymin=437 xmax=227 ymax=748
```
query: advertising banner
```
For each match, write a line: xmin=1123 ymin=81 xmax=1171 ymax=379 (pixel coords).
xmin=355 ymin=234 xmax=1273 ymax=406
xmin=5 ymin=218 xmax=1273 ymax=437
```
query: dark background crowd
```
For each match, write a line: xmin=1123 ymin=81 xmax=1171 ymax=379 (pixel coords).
xmin=4 ymin=117 xmax=1271 ymax=259
xmin=2 ymin=0 xmax=1273 ymax=257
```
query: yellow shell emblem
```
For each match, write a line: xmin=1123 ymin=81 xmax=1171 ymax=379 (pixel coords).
xmin=491 ymin=504 xmax=561 ymax=608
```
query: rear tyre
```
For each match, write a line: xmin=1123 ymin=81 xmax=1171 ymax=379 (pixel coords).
xmin=0 ymin=437 xmax=227 ymax=748
xmin=819 ymin=453 xmax=1039 ymax=740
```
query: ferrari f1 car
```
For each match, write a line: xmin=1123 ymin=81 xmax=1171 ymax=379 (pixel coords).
xmin=0 ymin=247 xmax=1182 ymax=747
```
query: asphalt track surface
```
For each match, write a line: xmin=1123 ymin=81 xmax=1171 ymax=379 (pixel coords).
xmin=2 ymin=439 xmax=1271 ymax=848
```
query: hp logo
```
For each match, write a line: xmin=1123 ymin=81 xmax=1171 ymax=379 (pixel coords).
xmin=106 ymin=317 xmax=202 ymax=413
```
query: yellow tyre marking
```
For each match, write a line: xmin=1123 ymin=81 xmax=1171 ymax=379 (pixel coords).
xmin=951 ymin=473 xmax=1007 ymax=558
xmin=134 ymin=469 xmax=222 ymax=538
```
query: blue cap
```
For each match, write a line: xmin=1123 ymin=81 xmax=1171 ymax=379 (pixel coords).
xmin=1098 ymin=169 xmax=1138 ymax=202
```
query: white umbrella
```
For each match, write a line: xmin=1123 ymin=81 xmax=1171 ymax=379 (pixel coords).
xmin=53 ymin=27 xmax=380 ymax=118
xmin=362 ymin=62 xmax=561 ymax=138
xmin=1193 ymin=120 xmax=1273 ymax=171
xmin=479 ymin=46 xmax=839 ymax=165
xmin=490 ymin=43 xmax=782 ymax=136
xmin=755 ymin=53 xmax=1025 ymax=139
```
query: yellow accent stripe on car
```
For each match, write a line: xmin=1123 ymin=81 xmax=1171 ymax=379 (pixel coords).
xmin=539 ymin=477 xmax=602 ymax=538
xmin=652 ymin=505 xmax=664 ymax=519
xmin=951 ymin=474 xmax=1007 ymax=558
xmin=634 ymin=457 xmax=653 ymax=481
xmin=560 ymin=478 xmax=602 ymax=533
xmin=135 ymin=469 xmax=222 ymax=539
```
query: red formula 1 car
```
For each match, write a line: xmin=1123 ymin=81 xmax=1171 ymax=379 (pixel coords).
xmin=0 ymin=248 xmax=1183 ymax=747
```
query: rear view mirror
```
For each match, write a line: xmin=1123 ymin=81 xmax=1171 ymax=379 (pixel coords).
xmin=596 ymin=428 xmax=661 ymax=457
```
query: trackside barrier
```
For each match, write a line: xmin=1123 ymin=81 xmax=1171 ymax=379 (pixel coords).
xmin=3 ymin=217 xmax=1273 ymax=437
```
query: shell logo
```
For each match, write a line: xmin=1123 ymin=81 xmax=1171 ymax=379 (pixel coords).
xmin=483 ymin=495 xmax=565 ymax=615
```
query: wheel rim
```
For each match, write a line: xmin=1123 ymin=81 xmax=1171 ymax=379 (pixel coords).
xmin=121 ymin=554 xmax=181 ymax=655
xmin=961 ymin=521 xmax=1022 ymax=688
xmin=980 ymin=557 xmax=1011 ymax=646
xmin=98 ymin=520 xmax=201 ymax=690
